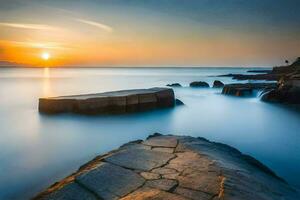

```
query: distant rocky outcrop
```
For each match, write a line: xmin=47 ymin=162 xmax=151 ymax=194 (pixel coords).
xmin=219 ymin=73 xmax=281 ymax=81
xmin=247 ymin=70 xmax=272 ymax=73
xmin=272 ymin=57 xmax=300 ymax=74
xmin=222 ymin=83 xmax=277 ymax=97
xmin=39 ymin=88 xmax=175 ymax=114
xmin=219 ymin=57 xmax=300 ymax=82
xmin=212 ymin=80 xmax=224 ymax=88
xmin=34 ymin=134 xmax=299 ymax=200
xmin=218 ymin=57 xmax=300 ymax=103
xmin=258 ymin=57 xmax=300 ymax=104
xmin=166 ymin=83 xmax=182 ymax=87
xmin=189 ymin=81 xmax=209 ymax=88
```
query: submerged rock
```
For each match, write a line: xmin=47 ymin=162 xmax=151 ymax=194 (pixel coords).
xmin=39 ymin=88 xmax=175 ymax=115
xmin=189 ymin=81 xmax=209 ymax=88
xmin=175 ymin=99 xmax=184 ymax=106
xmin=167 ymin=83 xmax=182 ymax=87
xmin=222 ymin=83 xmax=277 ymax=97
xmin=35 ymin=134 xmax=299 ymax=200
xmin=212 ymin=80 xmax=225 ymax=88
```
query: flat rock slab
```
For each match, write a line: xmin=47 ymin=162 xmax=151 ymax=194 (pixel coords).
xmin=145 ymin=179 xmax=178 ymax=191
xmin=174 ymin=187 xmax=212 ymax=200
xmin=76 ymin=162 xmax=145 ymax=199
xmin=39 ymin=182 xmax=97 ymax=200
xmin=140 ymin=172 xmax=161 ymax=180
xmin=120 ymin=187 xmax=188 ymax=200
xmin=142 ymin=136 xmax=178 ymax=148
xmin=39 ymin=87 xmax=175 ymax=114
xmin=105 ymin=149 xmax=175 ymax=171
xmin=35 ymin=134 xmax=299 ymax=200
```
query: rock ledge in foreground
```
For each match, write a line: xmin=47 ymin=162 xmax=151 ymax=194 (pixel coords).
xmin=34 ymin=134 xmax=299 ymax=200
xmin=39 ymin=88 xmax=175 ymax=114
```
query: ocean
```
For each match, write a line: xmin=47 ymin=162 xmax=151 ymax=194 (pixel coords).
xmin=0 ymin=67 xmax=299 ymax=199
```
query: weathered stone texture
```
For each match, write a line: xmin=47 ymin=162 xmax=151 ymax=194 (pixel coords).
xmin=140 ymin=172 xmax=160 ymax=180
xmin=151 ymin=167 xmax=178 ymax=175
xmin=143 ymin=136 xmax=178 ymax=148
xmin=120 ymin=187 xmax=188 ymax=200
xmin=152 ymin=147 xmax=174 ymax=153
xmin=39 ymin=88 xmax=175 ymax=114
xmin=39 ymin=182 xmax=97 ymax=200
xmin=104 ymin=149 xmax=175 ymax=171
xmin=145 ymin=179 xmax=178 ymax=191
xmin=174 ymin=187 xmax=212 ymax=200
xmin=35 ymin=134 xmax=299 ymax=200
xmin=76 ymin=162 xmax=144 ymax=199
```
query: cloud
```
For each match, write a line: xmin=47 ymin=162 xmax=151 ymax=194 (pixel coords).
xmin=0 ymin=22 xmax=58 ymax=30
xmin=76 ymin=18 xmax=113 ymax=32
xmin=0 ymin=40 xmax=70 ymax=50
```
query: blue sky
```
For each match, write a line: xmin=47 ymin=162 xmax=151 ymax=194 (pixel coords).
xmin=0 ymin=0 xmax=299 ymax=67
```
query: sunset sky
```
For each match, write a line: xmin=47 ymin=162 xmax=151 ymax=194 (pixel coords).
xmin=0 ymin=0 xmax=299 ymax=67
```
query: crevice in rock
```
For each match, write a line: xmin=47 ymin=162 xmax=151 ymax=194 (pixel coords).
xmin=150 ymin=154 xmax=178 ymax=172
xmin=168 ymin=180 xmax=179 ymax=193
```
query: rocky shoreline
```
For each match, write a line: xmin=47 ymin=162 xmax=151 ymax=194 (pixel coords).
xmin=219 ymin=57 xmax=300 ymax=103
xmin=222 ymin=83 xmax=277 ymax=97
xmin=34 ymin=134 xmax=299 ymax=200
xmin=33 ymin=59 xmax=300 ymax=199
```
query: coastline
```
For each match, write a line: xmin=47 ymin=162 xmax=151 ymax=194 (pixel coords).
xmin=1 ymin=66 xmax=300 ymax=199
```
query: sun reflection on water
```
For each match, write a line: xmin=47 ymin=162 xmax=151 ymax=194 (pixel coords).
xmin=43 ymin=67 xmax=52 ymax=97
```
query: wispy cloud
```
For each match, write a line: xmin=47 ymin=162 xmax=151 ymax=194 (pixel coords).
xmin=76 ymin=19 xmax=113 ymax=32
xmin=0 ymin=23 xmax=58 ymax=31
xmin=0 ymin=40 xmax=70 ymax=50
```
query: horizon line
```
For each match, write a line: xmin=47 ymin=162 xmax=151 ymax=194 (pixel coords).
xmin=0 ymin=65 xmax=273 ymax=69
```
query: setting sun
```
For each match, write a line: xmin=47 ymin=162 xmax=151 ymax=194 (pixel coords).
xmin=41 ymin=52 xmax=50 ymax=60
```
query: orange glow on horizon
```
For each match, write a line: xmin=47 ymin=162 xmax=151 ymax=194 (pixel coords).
xmin=0 ymin=1 xmax=299 ymax=67
xmin=1 ymin=29 xmax=299 ymax=67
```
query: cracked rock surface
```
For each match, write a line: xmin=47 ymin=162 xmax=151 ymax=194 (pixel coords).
xmin=34 ymin=134 xmax=299 ymax=200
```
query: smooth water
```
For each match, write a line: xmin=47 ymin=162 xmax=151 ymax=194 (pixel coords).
xmin=0 ymin=67 xmax=299 ymax=199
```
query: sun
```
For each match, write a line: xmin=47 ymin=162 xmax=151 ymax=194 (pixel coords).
xmin=41 ymin=52 xmax=50 ymax=60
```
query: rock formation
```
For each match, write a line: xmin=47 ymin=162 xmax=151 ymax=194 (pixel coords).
xmin=39 ymin=88 xmax=175 ymax=114
xmin=189 ymin=81 xmax=209 ymax=88
xmin=219 ymin=57 xmax=300 ymax=82
xmin=261 ymin=74 xmax=300 ymax=104
xmin=175 ymin=99 xmax=184 ymax=106
xmin=167 ymin=83 xmax=182 ymax=87
xmin=34 ymin=134 xmax=299 ymax=200
xmin=222 ymin=83 xmax=277 ymax=97
xmin=219 ymin=57 xmax=300 ymax=102
xmin=212 ymin=80 xmax=224 ymax=88
xmin=260 ymin=58 xmax=300 ymax=104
